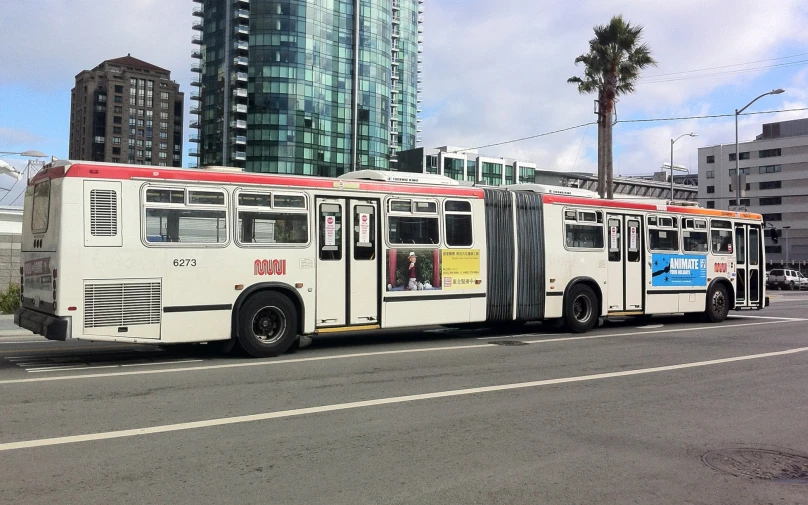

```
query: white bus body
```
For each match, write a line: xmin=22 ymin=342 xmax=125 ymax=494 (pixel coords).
xmin=15 ymin=161 xmax=767 ymax=357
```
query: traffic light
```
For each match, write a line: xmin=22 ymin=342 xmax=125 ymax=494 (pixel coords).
xmin=770 ymin=227 xmax=779 ymax=244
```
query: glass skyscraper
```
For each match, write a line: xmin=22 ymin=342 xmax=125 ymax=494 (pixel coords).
xmin=191 ymin=0 xmax=423 ymax=175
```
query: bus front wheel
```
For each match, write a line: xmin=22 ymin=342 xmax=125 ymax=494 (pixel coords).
xmin=564 ymin=284 xmax=598 ymax=333
xmin=237 ymin=292 xmax=299 ymax=358
xmin=706 ymin=284 xmax=730 ymax=323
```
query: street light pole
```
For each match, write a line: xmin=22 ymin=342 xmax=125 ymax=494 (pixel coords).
xmin=670 ymin=133 xmax=697 ymax=200
xmin=783 ymin=226 xmax=791 ymax=265
xmin=734 ymin=89 xmax=785 ymax=208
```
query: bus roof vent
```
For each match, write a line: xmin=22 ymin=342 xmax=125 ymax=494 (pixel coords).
xmin=338 ymin=170 xmax=460 ymax=186
xmin=198 ymin=165 xmax=244 ymax=173
xmin=506 ymin=183 xmax=598 ymax=198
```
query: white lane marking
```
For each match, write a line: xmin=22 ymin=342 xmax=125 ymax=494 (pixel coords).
xmin=27 ymin=366 xmax=114 ymax=373
xmin=0 ymin=319 xmax=801 ymax=386
xmin=1 ymin=345 xmax=806 ymax=452
xmin=728 ymin=315 xmax=808 ymax=321
xmin=636 ymin=324 xmax=664 ymax=329
xmin=478 ymin=333 xmax=563 ymax=340
xmin=120 ymin=360 xmax=203 ymax=368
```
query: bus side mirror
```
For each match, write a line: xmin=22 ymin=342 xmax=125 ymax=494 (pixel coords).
xmin=770 ymin=228 xmax=779 ymax=244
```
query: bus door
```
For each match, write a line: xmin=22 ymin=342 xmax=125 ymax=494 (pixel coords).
xmin=606 ymin=214 xmax=644 ymax=313
xmin=315 ymin=197 xmax=380 ymax=327
xmin=734 ymin=223 xmax=762 ymax=308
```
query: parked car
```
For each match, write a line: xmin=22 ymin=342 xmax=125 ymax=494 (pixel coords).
xmin=767 ymin=269 xmax=808 ymax=290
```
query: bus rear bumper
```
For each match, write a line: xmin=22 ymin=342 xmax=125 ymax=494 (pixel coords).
xmin=14 ymin=308 xmax=72 ymax=341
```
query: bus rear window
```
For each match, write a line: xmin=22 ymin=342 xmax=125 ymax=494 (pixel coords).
xmin=31 ymin=180 xmax=51 ymax=233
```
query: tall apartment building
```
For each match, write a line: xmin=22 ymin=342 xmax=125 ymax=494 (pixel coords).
xmin=69 ymin=55 xmax=184 ymax=167
xmin=698 ymin=117 xmax=808 ymax=264
xmin=190 ymin=0 xmax=424 ymax=175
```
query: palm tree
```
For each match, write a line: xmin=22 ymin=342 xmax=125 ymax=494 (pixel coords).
xmin=568 ymin=15 xmax=656 ymax=199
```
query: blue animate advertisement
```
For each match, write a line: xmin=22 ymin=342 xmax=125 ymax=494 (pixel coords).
xmin=651 ymin=254 xmax=707 ymax=287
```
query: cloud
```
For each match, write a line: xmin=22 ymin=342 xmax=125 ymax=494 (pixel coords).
xmin=0 ymin=127 xmax=48 ymax=150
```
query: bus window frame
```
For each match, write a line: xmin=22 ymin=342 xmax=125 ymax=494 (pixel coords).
xmin=140 ymin=183 xmax=231 ymax=248
xmin=234 ymin=188 xmax=310 ymax=248
xmin=443 ymin=199 xmax=474 ymax=248
xmin=647 ymin=214 xmax=680 ymax=253
xmin=709 ymin=219 xmax=734 ymax=256
xmin=681 ymin=217 xmax=709 ymax=254
xmin=562 ymin=207 xmax=605 ymax=252
xmin=385 ymin=196 xmax=442 ymax=248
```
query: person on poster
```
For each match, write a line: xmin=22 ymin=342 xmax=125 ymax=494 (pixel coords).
xmin=407 ymin=252 xmax=418 ymax=290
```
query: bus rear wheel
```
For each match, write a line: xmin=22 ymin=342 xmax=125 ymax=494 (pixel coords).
xmin=237 ymin=292 xmax=299 ymax=358
xmin=564 ymin=284 xmax=598 ymax=333
xmin=706 ymin=283 xmax=730 ymax=323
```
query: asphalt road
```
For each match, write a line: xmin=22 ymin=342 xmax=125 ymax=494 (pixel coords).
xmin=1 ymin=292 xmax=807 ymax=504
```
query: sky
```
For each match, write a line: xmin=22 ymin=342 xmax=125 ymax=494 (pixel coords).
xmin=1 ymin=0 xmax=807 ymax=206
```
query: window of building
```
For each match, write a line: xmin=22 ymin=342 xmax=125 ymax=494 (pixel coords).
xmin=729 ymin=183 xmax=750 ymax=192
xmin=113 ymin=106 xmax=122 ymax=113
xmin=706 ymin=200 xmax=715 ymax=209
xmin=759 ymin=148 xmax=781 ymax=158
xmin=706 ymin=186 xmax=715 ymax=194
xmin=143 ymin=187 xmax=228 ymax=245
xmin=728 ymin=152 xmax=749 ymax=161
xmin=761 ymin=213 xmax=782 ymax=222
xmin=159 ymin=152 xmax=167 ymax=160
xmin=112 ymin=147 xmax=121 ymax=155
xmin=706 ymin=155 xmax=715 ymax=164
xmin=682 ymin=218 xmax=708 ymax=253
xmin=114 ymin=85 xmax=124 ymax=93
xmin=759 ymin=196 xmax=782 ymax=206
xmin=112 ymin=137 xmax=121 ymax=145
xmin=711 ymin=220 xmax=733 ymax=254
xmin=160 ymin=142 xmax=168 ymax=150
xmin=759 ymin=165 xmax=782 ymax=174
xmin=113 ymin=126 xmax=121 ymax=134
xmin=161 ymin=101 xmax=169 ymax=109
xmin=647 ymin=215 xmax=679 ymax=252
xmin=564 ymin=209 xmax=604 ymax=249
xmin=160 ymin=132 xmax=168 ymax=139
xmin=113 ymin=116 xmax=122 ymax=124
xmin=388 ymin=199 xmax=440 ymax=245
xmin=160 ymin=91 xmax=169 ymax=100
xmin=444 ymin=200 xmax=473 ymax=247
xmin=759 ymin=180 xmax=781 ymax=190
xmin=160 ymin=121 xmax=168 ymax=130
xmin=765 ymin=245 xmax=782 ymax=254
xmin=160 ymin=112 xmax=169 ymax=120
xmin=705 ymin=170 xmax=714 ymax=179
xmin=729 ymin=168 xmax=750 ymax=176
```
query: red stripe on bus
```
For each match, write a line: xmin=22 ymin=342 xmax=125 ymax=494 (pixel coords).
xmin=31 ymin=162 xmax=485 ymax=199
xmin=542 ymin=194 xmax=762 ymax=221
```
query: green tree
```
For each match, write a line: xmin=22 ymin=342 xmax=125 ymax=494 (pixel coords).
xmin=568 ymin=15 xmax=656 ymax=199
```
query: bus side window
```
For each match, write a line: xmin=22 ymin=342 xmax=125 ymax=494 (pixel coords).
xmin=319 ymin=203 xmax=342 ymax=260
xmin=710 ymin=219 xmax=733 ymax=254
xmin=682 ymin=218 xmax=708 ymax=253
xmin=647 ymin=215 xmax=678 ymax=252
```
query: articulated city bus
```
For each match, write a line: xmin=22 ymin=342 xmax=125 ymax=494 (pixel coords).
xmin=15 ymin=160 xmax=767 ymax=357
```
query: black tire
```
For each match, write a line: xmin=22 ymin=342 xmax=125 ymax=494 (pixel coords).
xmin=563 ymin=284 xmax=598 ymax=333
xmin=236 ymin=292 xmax=299 ymax=358
xmin=706 ymin=283 xmax=730 ymax=323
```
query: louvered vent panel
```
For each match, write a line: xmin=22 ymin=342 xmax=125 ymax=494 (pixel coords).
xmin=84 ymin=282 xmax=161 ymax=328
xmin=90 ymin=189 xmax=118 ymax=236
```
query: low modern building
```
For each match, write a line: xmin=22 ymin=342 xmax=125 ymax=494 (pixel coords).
xmin=698 ymin=117 xmax=808 ymax=265
xmin=69 ymin=55 xmax=184 ymax=167
xmin=397 ymin=146 xmax=537 ymax=184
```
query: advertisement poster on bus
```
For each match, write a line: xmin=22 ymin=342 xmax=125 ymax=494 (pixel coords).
xmin=650 ymin=253 xmax=707 ymax=287
xmin=441 ymin=249 xmax=480 ymax=290
xmin=385 ymin=249 xmax=481 ymax=292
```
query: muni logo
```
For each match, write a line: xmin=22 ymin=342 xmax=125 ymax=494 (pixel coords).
xmin=254 ymin=259 xmax=287 ymax=276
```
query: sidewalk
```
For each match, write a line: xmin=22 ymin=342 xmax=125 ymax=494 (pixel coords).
xmin=0 ymin=314 xmax=33 ymax=337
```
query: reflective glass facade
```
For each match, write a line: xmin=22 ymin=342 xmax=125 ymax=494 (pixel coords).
xmin=192 ymin=0 xmax=422 ymax=175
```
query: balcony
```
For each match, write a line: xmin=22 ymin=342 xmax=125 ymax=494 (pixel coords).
xmin=233 ymin=135 xmax=247 ymax=145
xmin=190 ymin=121 xmax=201 ymax=129
xmin=190 ymin=107 xmax=201 ymax=115
xmin=191 ymin=50 xmax=202 ymax=59
xmin=191 ymin=78 xmax=202 ymax=87
xmin=192 ymin=7 xmax=203 ymax=17
xmin=190 ymin=91 xmax=201 ymax=101
xmin=189 ymin=134 xmax=200 ymax=143
xmin=231 ymin=120 xmax=247 ymax=129
xmin=235 ymin=0 xmax=249 ymax=5
xmin=192 ymin=35 xmax=203 ymax=45
xmin=192 ymin=21 xmax=203 ymax=31
xmin=233 ymin=56 xmax=249 ymax=67
xmin=232 ymin=151 xmax=247 ymax=161
xmin=232 ymin=103 xmax=248 ymax=114
xmin=233 ymin=88 xmax=248 ymax=98
xmin=189 ymin=149 xmax=200 ymax=157
xmin=192 ymin=0 xmax=202 ymax=3
xmin=234 ymin=9 xmax=249 ymax=19
xmin=233 ymin=40 xmax=249 ymax=51
xmin=233 ymin=72 xmax=248 ymax=82
xmin=191 ymin=65 xmax=202 ymax=73
xmin=235 ymin=24 xmax=249 ymax=36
